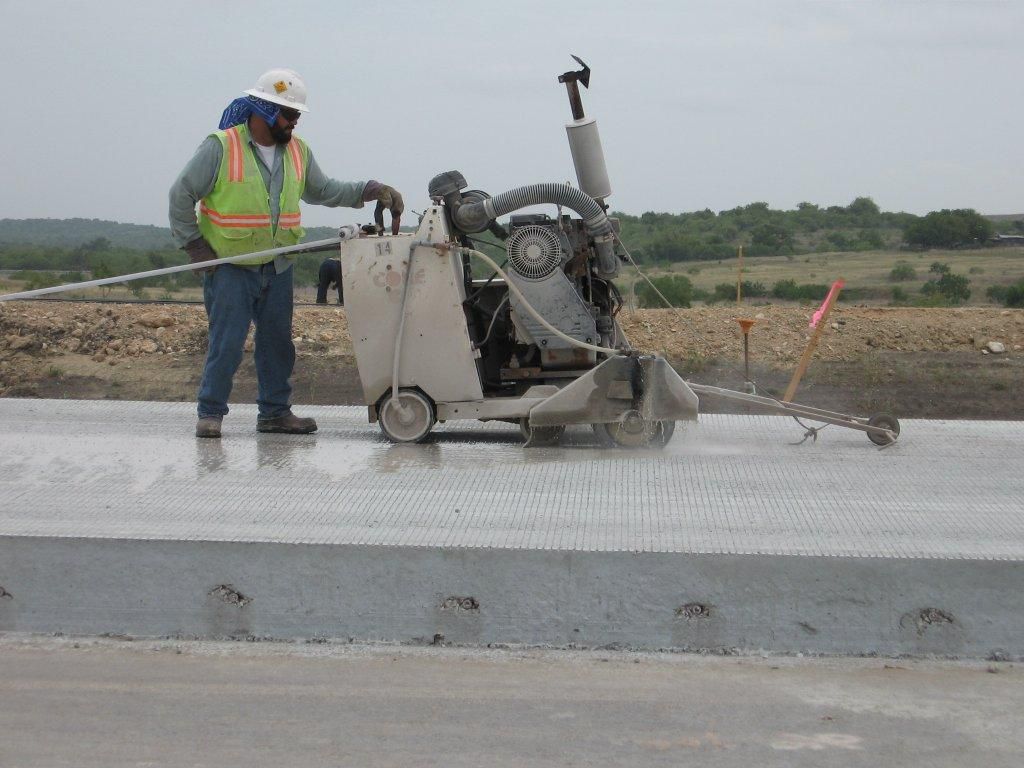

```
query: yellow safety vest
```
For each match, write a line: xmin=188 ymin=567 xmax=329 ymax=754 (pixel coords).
xmin=198 ymin=123 xmax=308 ymax=265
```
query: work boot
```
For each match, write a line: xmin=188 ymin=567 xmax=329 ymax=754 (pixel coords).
xmin=257 ymin=411 xmax=318 ymax=434
xmin=195 ymin=416 xmax=223 ymax=438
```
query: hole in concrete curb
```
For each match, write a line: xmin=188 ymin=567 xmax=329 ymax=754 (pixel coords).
xmin=675 ymin=602 xmax=712 ymax=619
xmin=208 ymin=584 xmax=251 ymax=607
xmin=798 ymin=621 xmax=819 ymax=635
xmin=0 ymin=586 xmax=12 ymax=600
xmin=902 ymin=607 xmax=955 ymax=635
xmin=441 ymin=596 xmax=479 ymax=612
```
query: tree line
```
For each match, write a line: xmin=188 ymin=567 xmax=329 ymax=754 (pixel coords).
xmin=0 ymin=203 xmax=1011 ymax=291
xmin=613 ymin=199 xmax=999 ymax=264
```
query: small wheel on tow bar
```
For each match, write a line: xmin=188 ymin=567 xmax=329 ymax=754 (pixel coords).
xmin=377 ymin=389 xmax=435 ymax=443
xmin=866 ymin=412 xmax=900 ymax=446
xmin=519 ymin=417 xmax=565 ymax=447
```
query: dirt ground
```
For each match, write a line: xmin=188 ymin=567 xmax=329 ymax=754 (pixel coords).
xmin=1 ymin=300 xmax=1022 ymax=420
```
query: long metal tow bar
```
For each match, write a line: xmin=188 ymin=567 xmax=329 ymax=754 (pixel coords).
xmin=0 ymin=237 xmax=344 ymax=303
xmin=686 ymin=382 xmax=900 ymax=445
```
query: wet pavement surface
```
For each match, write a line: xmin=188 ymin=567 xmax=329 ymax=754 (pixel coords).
xmin=0 ymin=399 xmax=1021 ymax=560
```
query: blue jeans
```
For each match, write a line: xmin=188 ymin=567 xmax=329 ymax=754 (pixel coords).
xmin=197 ymin=263 xmax=295 ymax=419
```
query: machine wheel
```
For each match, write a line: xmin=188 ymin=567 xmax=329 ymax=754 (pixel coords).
xmin=519 ymin=417 xmax=565 ymax=447
xmin=866 ymin=413 xmax=900 ymax=446
xmin=378 ymin=389 xmax=436 ymax=443
xmin=592 ymin=410 xmax=662 ymax=448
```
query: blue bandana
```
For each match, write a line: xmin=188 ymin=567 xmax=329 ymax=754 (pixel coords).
xmin=218 ymin=95 xmax=280 ymax=130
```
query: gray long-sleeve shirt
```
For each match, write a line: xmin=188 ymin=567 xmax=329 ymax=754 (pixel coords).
xmin=168 ymin=130 xmax=370 ymax=272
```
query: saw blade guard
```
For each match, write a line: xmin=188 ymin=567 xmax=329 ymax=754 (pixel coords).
xmin=527 ymin=355 xmax=699 ymax=428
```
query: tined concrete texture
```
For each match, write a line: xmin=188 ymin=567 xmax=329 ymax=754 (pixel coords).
xmin=1 ymin=636 xmax=1022 ymax=768
xmin=1 ymin=399 xmax=1022 ymax=656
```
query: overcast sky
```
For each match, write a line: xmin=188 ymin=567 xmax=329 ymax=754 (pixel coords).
xmin=4 ymin=1 xmax=1022 ymax=230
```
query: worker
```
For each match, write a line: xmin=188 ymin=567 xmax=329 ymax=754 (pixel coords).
xmin=169 ymin=68 xmax=404 ymax=438
xmin=316 ymin=257 xmax=343 ymax=305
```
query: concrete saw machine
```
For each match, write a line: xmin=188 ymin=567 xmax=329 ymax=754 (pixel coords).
xmin=343 ymin=58 xmax=698 ymax=447
xmin=341 ymin=56 xmax=899 ymax=449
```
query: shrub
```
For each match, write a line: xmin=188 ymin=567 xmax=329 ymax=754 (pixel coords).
xmin=1003 ymin=280 xmax=1024 ymax=308
xmin=635 ymin=275 xmax=693 ymax=308
xmin=705 ymin=281 xmax=767 ymax=304
xmin=936 ymin=271 xmax=970 ymax=303
xmin=23 ymin=271 xmax=63 ymax=290
xmin=986 ymin=285 xmax=1009 ymax=304
xmin=889 ymin=263 xmax=916 ymax=281
xmin=772 ymin=279 xmax=829 ymax=301
xmin=921 ymin=270 xmax=970 ymax=304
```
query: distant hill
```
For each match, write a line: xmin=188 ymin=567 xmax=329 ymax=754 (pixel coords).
xmin=0 ymin=218 xmax=341 ymax=251
xmin=3 ymin=204 xmax=1019 ymax=264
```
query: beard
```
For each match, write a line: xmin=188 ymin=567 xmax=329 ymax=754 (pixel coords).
xmin=269 ymin=121 xmax=293 ymax=144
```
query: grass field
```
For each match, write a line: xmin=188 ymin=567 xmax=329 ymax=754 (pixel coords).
xmin=627 ymin=246 xmax=1024 ymax=306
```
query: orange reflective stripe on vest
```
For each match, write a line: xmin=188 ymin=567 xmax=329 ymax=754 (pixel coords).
xmin=225 ymin=126 xmax=245 ymax=182
xmin=199 ymin=203 xmax=271 ymax=228
xmin=287 ymin=139 xmax=304 ymax=182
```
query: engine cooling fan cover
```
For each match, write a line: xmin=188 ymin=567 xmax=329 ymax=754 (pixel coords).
xmin=506 ymin=225 xmax=563 ymax=280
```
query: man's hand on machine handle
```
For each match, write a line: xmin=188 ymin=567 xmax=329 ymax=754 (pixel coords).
xmin=362 ymin=181 xmax=404 ymax=235
xmin=184 ymin=238 xmax=218 ymax=274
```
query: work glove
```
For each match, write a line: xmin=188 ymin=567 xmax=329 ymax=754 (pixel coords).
xmin=184 ymin=237 xmax=218 ymax=274
xmin=372 ymin=184 xmax=404 ymax=235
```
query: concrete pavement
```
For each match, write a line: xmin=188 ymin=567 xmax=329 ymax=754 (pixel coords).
xmin=1 ymin=399 xmax=1022 ymax=656
xmin=0 ymin=635 xmax=1021 ymax=768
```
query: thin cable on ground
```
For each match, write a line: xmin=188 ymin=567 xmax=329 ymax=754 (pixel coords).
xmin=612 ymin=232 xmax=705 ymax=342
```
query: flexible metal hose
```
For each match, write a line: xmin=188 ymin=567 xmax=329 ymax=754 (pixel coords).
xmin=454 ymin=183 xmax=619 ymax=277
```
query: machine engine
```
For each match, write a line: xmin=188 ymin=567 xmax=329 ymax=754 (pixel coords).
xmin=426 ymin=178 xmax=627 ymax=395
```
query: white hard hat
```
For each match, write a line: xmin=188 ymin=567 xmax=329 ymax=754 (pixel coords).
xmin=244 ymin=68 xmax=309 ymax=112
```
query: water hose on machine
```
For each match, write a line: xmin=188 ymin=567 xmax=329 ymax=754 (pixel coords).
xmin=461 ymin=247 xmax=621 ymax=356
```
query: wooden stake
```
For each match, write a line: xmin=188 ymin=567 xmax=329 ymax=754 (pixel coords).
xmin=736 ymin=245 xmax=744 ymax=304
xmin=783 ymin=282 xmax=843 ymax=402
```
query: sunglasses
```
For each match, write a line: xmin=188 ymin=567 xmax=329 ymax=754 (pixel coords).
xmin=279 ymin=107 xmax=301 ymax=123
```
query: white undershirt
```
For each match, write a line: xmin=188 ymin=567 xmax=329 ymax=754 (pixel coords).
xmin=254 ymin=142 xmax=276 ymax=170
